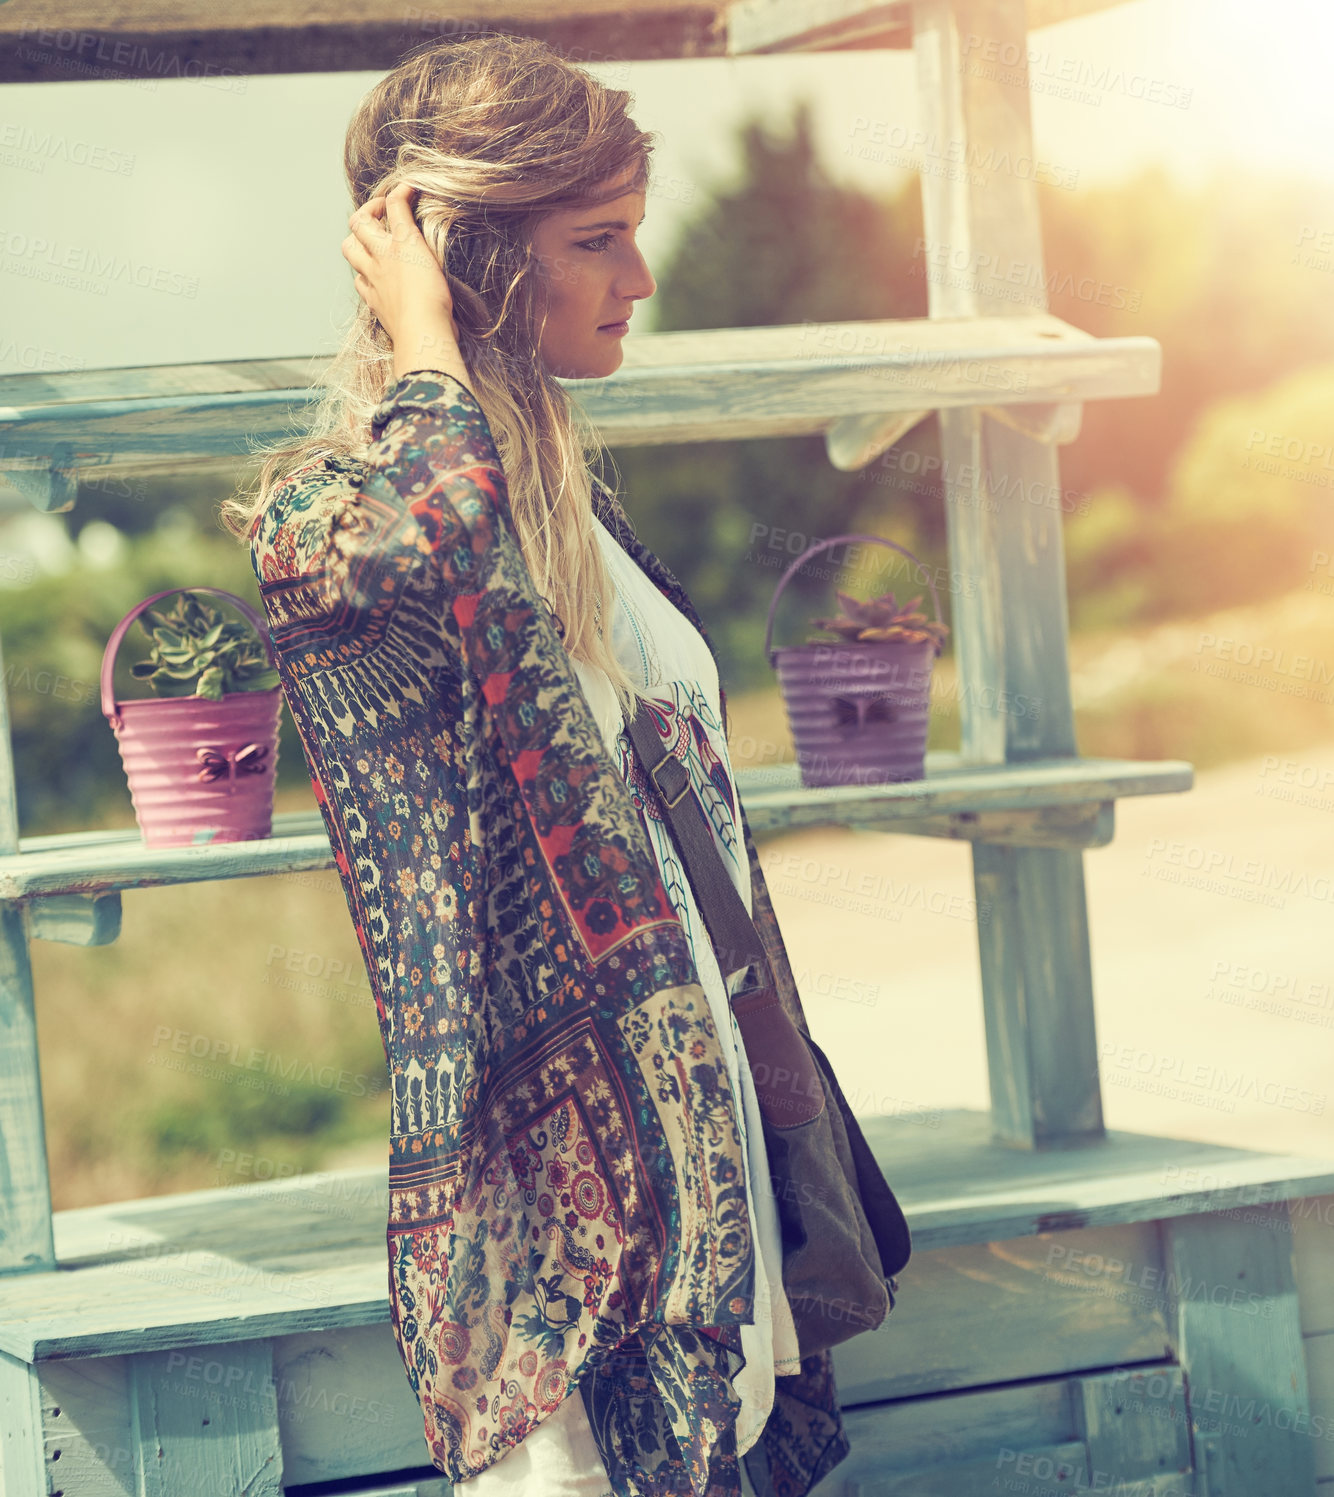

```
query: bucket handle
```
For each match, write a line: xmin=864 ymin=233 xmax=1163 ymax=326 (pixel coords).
xmin=763 ymin=533 xmax=944 ymax=666
xmin=101 ymin=586 xmax=275 ymax=729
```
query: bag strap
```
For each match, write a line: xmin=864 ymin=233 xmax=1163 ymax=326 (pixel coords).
xmin=629 ymin=701 xmax=914 ymax=1275
xmin=625 ymin=699 xmax=771 ymax=992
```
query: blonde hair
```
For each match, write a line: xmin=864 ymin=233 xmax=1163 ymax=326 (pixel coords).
xmin=221 ymin=32 xmax=655 ymax=714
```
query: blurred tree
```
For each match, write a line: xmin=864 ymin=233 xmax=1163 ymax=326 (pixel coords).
xmin=649 ymin=98 xmax=926 ymax=332
xmin=63 ymin=460 xmax=252 ymax=540
xmin=1061 ymin=361 xmax=1334 ymax=631
xmin=1040 ymin=165 xmax=1334 ymax=512
xmin=1152 ymin=360 xmax=1334 ymax=615
xmin=613 ymin=130 xmax=1334 ymax=674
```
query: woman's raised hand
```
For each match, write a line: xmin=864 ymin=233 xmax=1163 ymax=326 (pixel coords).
xmin=342 ymin=183 xmax=473 ymax=391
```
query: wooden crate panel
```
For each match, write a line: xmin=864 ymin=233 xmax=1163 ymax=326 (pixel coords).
xmin=1307 ymin=1330 xmax=1334 ymax=1484
xmin=128 ymin=1340 xmax=283 ymax=1497
xmin=1294 ymin=1195 xmax=1334 ymax=1337
xmin=831 ymin=1221 xmax=1171 ymax=1405
xmin=271 ymin=1324 xmax=430 ymax=1486
xmin=842 ymin=1443 xmax=1089 ymax=1496
xmin=37 ymin=1354 xmax=135 ymax=1496
xmin=809 ymin=1364 xmax=1192 ymax=1495
xmin=32 ymin=1334 xmax=438 ymax=1497
xmin=1 ymin=1351 xmax=51 ymax=1497
xmin=1163 ymin=1204 xmax=1315 ymax=1496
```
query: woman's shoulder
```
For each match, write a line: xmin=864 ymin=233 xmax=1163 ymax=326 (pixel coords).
xmin=249 ymin=450 xmax=365 ymax=584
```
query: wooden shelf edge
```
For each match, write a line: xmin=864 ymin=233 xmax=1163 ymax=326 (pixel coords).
xmin=0 ymin=318 xmax=1161 ymax=484
xmin=3 ymin=759 xmax=1194 ymax=901
xmin=725 ymin=0 xmax=1130 ymax=55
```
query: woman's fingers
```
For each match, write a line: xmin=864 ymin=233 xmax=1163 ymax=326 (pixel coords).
xmin=347 ymin=206 xmax=389 ymax=249
xmin=342 ymin=183 xmax=457 ymax=346
xmin=347 ymin=197 xmax=388 ymax=245
xmin=345 ymin=222 xmax=382 ymax=259
xmin=348 ymin=191 xmax=428 ymax=267
xmin=383 ymin=183 xmax=418 ymax=237
xmin=341 ymin=232 xmax=373 ymax=275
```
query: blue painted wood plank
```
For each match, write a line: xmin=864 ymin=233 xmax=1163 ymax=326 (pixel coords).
xmin=915 ymin=0 xmax=1118 ymax=1151
xmin=0 ymin=317 xmax=1160 ymax=489
xmin=26 ymin=891 xmax=122 ymax=946
xmin=1163 ymin=1205 xmax=1317 ymax=1494
xmin=128 ymin=1339 xmax=283 ymax=1496
xmin=0 ymin=636 xmax=56 ymax=1275
xmin=0 ymin=1350 xmax=49 ymax=1497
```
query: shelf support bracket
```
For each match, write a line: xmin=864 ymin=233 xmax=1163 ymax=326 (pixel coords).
xmin=0 ymin=443 xmax=80 ymax=513
xmin=981 ymin=400 xmax=1083 ymax=446
xmin=825 ymin=408 xmax=932 ymax=470
xmin=26 ymin=892 xmax=122 ymax=946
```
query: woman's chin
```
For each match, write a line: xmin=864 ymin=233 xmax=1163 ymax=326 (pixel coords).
xmin=542 ymin=343 xmax=625 ymax=381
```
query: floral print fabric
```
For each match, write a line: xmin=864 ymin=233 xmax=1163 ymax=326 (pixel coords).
xmin=248 ymin=371 xmax=849 ymax=1497
xmin=570 ymin=514 xmax=806 ymax=1463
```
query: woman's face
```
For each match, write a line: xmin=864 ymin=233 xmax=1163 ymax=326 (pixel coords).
xmin=528 ymin=180 xmax=656 ymax=380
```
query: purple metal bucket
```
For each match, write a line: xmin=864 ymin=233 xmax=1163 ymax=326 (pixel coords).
xmin=765 ymin=534 xmax=945 ymax=787
xmin=101 ymin=587 xmax=281 ymax=848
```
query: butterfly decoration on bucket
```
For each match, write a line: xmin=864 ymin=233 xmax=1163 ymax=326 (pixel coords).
xmin=195 ymin=743 xmax=270 ymax=783
xmin=831 ymin=694 xmax=898 ymax=735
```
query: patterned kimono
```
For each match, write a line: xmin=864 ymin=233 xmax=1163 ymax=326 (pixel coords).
xmin=248 ymin=371 xmax=850 ymax=1497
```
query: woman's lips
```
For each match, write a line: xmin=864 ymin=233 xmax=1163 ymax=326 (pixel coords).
xmin=597 ymin=319 xmax=630 ymax=335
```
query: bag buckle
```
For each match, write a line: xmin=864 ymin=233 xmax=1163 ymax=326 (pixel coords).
xmin=649 ymin=752 xmax=690 ymax=808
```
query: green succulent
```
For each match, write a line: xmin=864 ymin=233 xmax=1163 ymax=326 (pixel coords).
xmin=129 ymin=593 xmax=279 ymax=701
xmin=809 ymin=590 xmax=950 ymax=653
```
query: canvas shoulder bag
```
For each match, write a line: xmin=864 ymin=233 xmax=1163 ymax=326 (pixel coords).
xmin=626 ymin=700 xmax=911 ymax=1358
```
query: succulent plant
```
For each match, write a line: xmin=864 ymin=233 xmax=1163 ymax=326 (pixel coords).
xmin=809 ymin=590 xmax=949 ymax=653
xmin=129 ymin=592 xmax=279 ymax=701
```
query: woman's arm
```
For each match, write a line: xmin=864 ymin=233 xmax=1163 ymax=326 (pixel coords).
xmin=256 ymin=176 xmax=519 ymax=663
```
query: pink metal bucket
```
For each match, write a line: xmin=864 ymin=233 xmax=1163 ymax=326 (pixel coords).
xmin=101 ymin=587 xmax=281 ymax=848
xmin=765 ymin=534 xmax=945 ymax=787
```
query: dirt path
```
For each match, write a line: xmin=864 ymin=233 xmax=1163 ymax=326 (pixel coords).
xmin=762 ymin=742 xmax=1334 ymax=1158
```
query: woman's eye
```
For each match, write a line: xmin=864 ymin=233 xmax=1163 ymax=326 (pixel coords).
xmin=576 ymin=233 xmax=614 ymax=254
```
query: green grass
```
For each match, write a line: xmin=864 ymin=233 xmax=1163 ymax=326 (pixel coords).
xmin=32 ymin=838 xmax=390 ymax=1209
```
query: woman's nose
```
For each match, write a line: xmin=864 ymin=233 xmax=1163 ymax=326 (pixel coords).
xmin=620 ymin=245 xmax=656 ymax=303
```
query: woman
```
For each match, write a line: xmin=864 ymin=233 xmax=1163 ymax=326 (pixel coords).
xmin=226 ymin=34 xmax=850 ymax=1497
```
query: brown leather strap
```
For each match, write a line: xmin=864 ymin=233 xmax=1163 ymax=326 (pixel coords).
xmin=625 ymin=700 xmax=771 ymax=989
xmin=626 ymin=699 xmax=827 ymax=1125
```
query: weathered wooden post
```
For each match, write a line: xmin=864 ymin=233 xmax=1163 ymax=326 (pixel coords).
xmin=914 ymin=0 xmax=1103 ymax=1149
